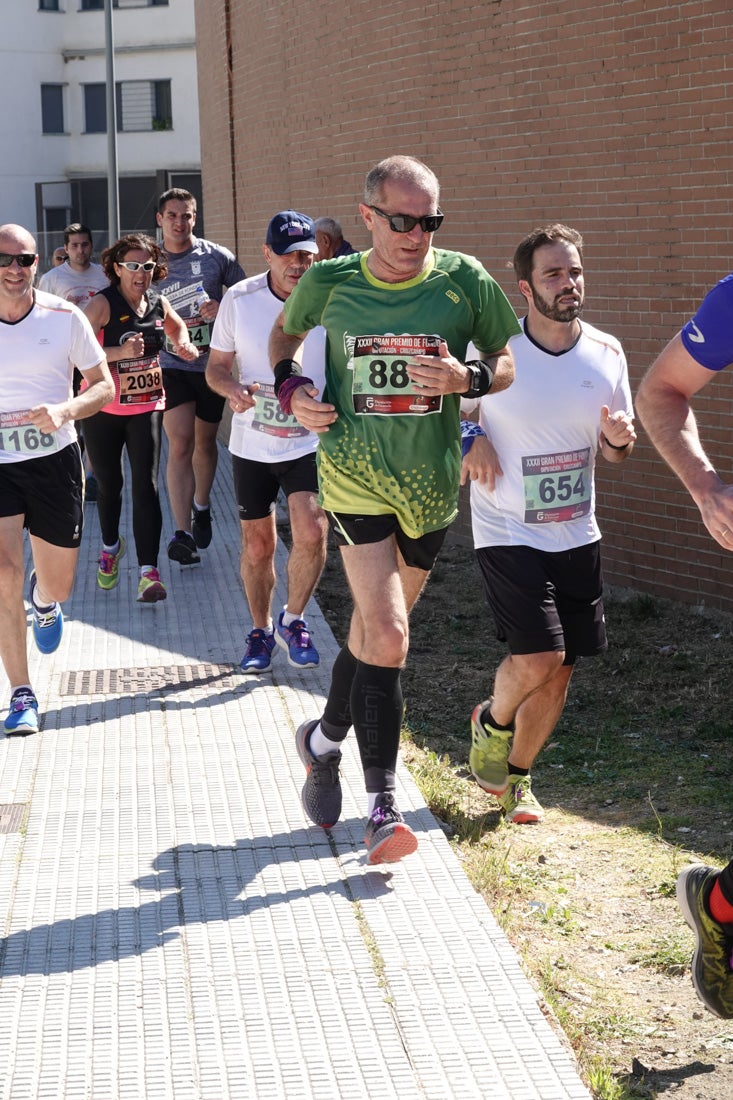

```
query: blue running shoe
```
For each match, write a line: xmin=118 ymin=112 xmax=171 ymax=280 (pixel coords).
xmin=29 ymin=571 xmax=64 ymax=654
xmin=4 ymin=688 xmax=39 ymax=735
xmin=275 ymin=612 xmax=319 ymax=668
xmin=240 ymin=629 xmax=276 ymax=674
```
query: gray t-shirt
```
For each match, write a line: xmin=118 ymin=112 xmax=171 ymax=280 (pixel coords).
xmin=157 ymin=236 xmax=245 ymax=373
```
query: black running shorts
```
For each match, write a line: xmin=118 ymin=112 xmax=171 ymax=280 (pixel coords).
xmin=232 ymin=452 xmax=318 ymax=520
xmin=475 ymin=541 xmax=607 ymax=662
xmin=0 ymin=442 xmax=84 ymax=548
xmin=162 ymin=367 xmax=226 ymax=423
xmin=327 ymin=511 xmax=448 ymax=573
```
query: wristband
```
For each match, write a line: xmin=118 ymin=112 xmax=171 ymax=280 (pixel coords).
xmin=278 ymin=375 xmax=313 ymax=416
xmin=273 ymin=357 xmax=302 ymax=397
xmin=461 ymin=360 xmax=494 ymax=398
xmin=461 ymin=420 xmax=486 ymax=457
xmin=602 ymin=434 xmax=630 ymax=451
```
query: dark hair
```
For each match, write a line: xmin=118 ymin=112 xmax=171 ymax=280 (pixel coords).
xmin=64 ymin=222 xmax=93 ymax=246
xmin=100 ymin=233 xmax=168 ymax=284
xmin=158 ymin=187 xmax=196 ymax=214
xmin=512 ymin=223 xmax=584 ymax=284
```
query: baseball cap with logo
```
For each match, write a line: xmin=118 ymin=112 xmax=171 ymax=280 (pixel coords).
xmin=266 ymin=211 xmax=319 ymax=256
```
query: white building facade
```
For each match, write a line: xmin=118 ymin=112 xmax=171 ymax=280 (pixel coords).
xmin=5 ymin=0 xmax=200 ymax=264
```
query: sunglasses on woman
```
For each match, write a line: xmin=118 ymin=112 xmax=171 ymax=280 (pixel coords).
xmin=118 ymin=260 xmax=156 ymax=272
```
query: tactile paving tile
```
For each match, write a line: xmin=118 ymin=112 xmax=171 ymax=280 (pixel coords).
xmin=0 ymin=444 xmax=591 ymax=1099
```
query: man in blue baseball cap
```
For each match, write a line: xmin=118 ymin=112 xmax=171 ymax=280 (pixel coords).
xmin=206 ymin=211 xmax=328 ymax=674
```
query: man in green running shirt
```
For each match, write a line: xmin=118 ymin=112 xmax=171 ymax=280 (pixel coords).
xmin=269 ymin=155 xmax=520 ymax=864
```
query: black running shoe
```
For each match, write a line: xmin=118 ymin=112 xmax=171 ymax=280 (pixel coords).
xmin=295 ymin=720 xmax=342 ymax=828
xmin=191 ymin=506 xmax=212 ymax=549
xmin=167 ymin=531 xmax=200 ymax=565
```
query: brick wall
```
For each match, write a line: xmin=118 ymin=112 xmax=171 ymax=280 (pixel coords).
xmin=195 ymin=0 xmax=733 ymax=611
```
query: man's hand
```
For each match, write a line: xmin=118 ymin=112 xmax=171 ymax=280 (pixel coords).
xmin=600 ymin=405 xmax=636 ymax=450
xmin=695 ymin=484 xmax=733 ymax=550
xmin=199 ymin=299 xmax=219 ymax=323
xmin=291 ymin=384 xmax=337 ymax=434
xmin=227 ymin=382 xmax=259 ymax=414
xmin=407 ymin=340 xmax=471 ymax=396
xmin=28 ymin=403 xmax=69 ymax=433
xmin=461 ymin=433 xmax=503 ymax=488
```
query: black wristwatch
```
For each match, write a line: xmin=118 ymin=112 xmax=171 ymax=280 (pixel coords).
xmin=462 ymin=360 xmax=494 ymax=398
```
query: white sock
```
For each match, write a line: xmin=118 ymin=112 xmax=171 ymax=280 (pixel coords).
xmin=281 ymin=607 xmax=305 ymax=628
xmin=193 ymin=500 xmax=209 ymax=513
xmin=102 ymin=539 xmax=120 ymax=554
xmin=309 ymin=722 xmax=343 ymax=758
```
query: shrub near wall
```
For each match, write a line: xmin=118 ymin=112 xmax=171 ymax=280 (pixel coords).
xmin=195 ymin=0 xmax=733 ymax=611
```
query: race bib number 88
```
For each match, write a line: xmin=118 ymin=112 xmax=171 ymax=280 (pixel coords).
xmin=351 ymin=334 xmax=443 ymax=415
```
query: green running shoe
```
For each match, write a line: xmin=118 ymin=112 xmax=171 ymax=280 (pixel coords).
xmin=97 ymin=537 xmax=126 ymax=590
xmin=469 ymin=699 xmax=511 ymax=794
xmin=677 ymin=865 xmax=733 ymax=1018
xmin=498 ymin=774 xmax=544 ymax=824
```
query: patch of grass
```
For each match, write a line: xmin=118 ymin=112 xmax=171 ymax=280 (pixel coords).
xmin=630 ymin=932 xmax=691 ymax=975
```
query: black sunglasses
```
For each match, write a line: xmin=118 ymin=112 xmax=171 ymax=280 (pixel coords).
xmin=369 ymin=206 xmax=444 ymax=234
xmin=0 ymin=252 xmax=37 ymax=268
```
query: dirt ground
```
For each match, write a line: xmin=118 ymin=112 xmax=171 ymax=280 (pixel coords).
xmin=316 ymin=538 xmax=733 ymax=1100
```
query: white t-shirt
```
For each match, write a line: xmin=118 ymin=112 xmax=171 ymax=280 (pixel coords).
xmin=466 ymin=319 xmax=633 ymax=551
xmin=37 ymin=262 xmax=109 ymax=310
xmin=210 ymin=271 xmax=327 ymax=463
xmin=0 ymin=291 xmax=106 ymax=464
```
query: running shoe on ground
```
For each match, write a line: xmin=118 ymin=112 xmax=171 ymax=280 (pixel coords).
xmin=29 ymin=570 xmax=64 ymax=654
xmin=498 ymin=774 xmax=544 ymax=824
xmin=167 ymin=530 xmax=200 ymax=566
xmin=469 ymin=698 xmax=512 ymax=794
xmin=84 ymin=474 xmax=98 ymax=502
xmin=275 ymin=612 xmax=319 ymax=668
xmin=97 ymin=536 xmax=126 ymax=590
xmin=364 ymin=792 xmax=418 ymax=865
xmin=677 ymin=864 xmax=733 ymax=1018
xmin=137 ymin=567 xmax=167 ymax=603
xmin=191 ymin=506 xmax=212 ymax=549
xmin=295 ymin=719 xmax=342 ymax=828
xmin=239 ymin=629 xmax=276 ymax=673
xmin=4 ymin=688 xmax=39 ymax=735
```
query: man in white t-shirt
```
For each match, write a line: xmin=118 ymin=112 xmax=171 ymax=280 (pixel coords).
xmin=38 ymin=223 xmax=108 ymax=309
xmin=206 ymin=211 xmax=327 ymax=674
xmin=0 ymin=223 xmax=113 ymax=735
xmin=463 ymin=223 xmax=636 ymax=824
xmin=38 ymin=223 xmax=108 ymax=499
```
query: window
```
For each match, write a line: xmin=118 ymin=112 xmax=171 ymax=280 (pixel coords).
xmin=39 ymin=0 xmax=61 ymax=11
xmin=83 ymin=80 xmax=172 ymax=133
xmin=41 ymin=85 xmax=64 ymax=134
xmin=81 ymin=1 xmax=168 ymax=8
xmin=84 ymin=84 xmax=106 ymax=133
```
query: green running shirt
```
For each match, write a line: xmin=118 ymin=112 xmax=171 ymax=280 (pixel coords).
xmin=283 ymin=248 xmax=520 ymax=538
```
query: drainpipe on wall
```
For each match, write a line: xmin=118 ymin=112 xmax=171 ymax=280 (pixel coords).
xmin=224 ymin=0 xmax=239 ymax=251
